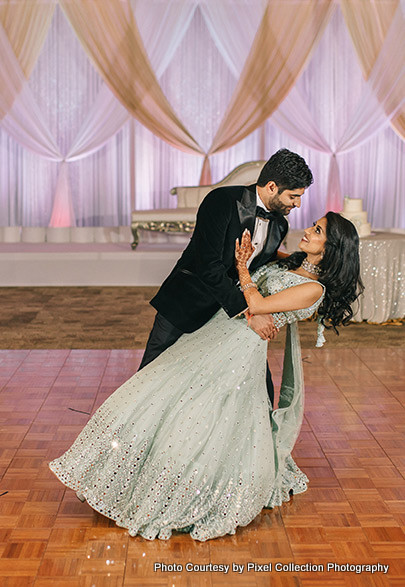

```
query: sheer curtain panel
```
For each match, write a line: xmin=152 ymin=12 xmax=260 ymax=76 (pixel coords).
xmin=0 ymin=0 xmax=404 ymax=230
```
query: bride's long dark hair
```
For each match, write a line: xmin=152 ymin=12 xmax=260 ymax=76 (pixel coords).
xmin=278 ymin=211 xmax=364 ymax=332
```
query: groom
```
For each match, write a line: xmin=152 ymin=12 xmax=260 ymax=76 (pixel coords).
xmin=139 ymin=149 xmax=313 ymax=405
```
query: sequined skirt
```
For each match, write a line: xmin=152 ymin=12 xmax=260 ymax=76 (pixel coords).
xmin=49 ymin=309 xmax=308 ymax=541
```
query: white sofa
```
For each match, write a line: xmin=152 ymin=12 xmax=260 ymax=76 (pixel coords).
xmin=131 ymin=160 xmax=266 ymax=248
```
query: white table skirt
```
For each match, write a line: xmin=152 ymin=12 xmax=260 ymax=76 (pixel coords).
xmin=285 ymin=230 xmax=405 ymax=323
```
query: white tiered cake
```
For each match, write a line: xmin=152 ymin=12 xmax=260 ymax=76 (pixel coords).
xmin=341 ymin=197 xmax=371 ymax=237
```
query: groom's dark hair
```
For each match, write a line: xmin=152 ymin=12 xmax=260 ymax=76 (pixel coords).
xmin=257 ymin=148 xmax=313 ymax=193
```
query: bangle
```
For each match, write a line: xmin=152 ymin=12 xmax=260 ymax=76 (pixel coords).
xmin=241 ymin=282 xmax=257 ymax=292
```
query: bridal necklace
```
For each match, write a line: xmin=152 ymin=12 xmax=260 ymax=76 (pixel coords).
xmin=301 ymin=258 xmax=322 ymax=276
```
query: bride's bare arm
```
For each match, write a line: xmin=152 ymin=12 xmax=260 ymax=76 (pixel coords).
xmin=235 ymin=230 xmax=323 ymax=315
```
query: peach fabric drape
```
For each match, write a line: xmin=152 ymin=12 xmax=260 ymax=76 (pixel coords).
xmin=341 ymin=0 xmax=405 ymax=139
xmin=0 ymin=0 xmax=55 ymax=116
xmin=60 ymin=0 xmax=203 ymax=156
xmin=208 ymin=0 xmax=334 ymax=158
xmin=0 ymin=0 xmax=55 ymax=78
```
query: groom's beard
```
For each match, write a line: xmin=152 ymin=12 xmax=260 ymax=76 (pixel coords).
xmin=270 ymin=191 xmax=294 ymax=216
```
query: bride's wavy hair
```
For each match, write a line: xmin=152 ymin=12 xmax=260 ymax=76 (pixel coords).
xmin=278 ymin=211 xmax=364 ymax=332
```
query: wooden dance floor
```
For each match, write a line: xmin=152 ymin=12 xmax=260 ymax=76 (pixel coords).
xmin=0 ymin=347 xmax=404 ymax=586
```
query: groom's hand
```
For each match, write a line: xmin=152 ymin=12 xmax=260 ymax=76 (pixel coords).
xmin=248 ymin=314 xmax=278 ymax=341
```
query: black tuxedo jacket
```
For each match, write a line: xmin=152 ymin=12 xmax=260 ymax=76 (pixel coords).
xmin=150 ymin=184 xmax=288 ymax=332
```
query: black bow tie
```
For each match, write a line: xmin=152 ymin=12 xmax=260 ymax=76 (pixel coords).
xmin=256 ymin=206 xmax=276 ymax=221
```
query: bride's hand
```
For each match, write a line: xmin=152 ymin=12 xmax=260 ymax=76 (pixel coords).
xmin=235 ymin=229 xmax=255 ymax=268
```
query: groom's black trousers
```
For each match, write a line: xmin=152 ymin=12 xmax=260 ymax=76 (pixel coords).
xmin=138 ymin=312 xmax=275 ymax=408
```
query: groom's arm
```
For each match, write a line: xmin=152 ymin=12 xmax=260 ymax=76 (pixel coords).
xmin=192 ymin=190 xmax=247 ymax=318
xmin=192 ymin=189 xmax=278 ymax=340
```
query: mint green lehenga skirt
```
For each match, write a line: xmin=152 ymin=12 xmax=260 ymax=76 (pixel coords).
xmin=49 ymin=308 xmax=307 ymax=541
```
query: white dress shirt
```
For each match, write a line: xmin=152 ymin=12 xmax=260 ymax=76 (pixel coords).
xmin=246 ymin=190 xmax=270 ymax=268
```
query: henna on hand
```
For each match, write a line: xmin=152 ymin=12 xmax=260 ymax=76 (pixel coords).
xmin=235 ymin=229 xmax=255 ymax=270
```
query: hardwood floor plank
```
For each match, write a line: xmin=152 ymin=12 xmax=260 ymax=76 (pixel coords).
xmin=0 ymin=348 xmax=403 ymax=586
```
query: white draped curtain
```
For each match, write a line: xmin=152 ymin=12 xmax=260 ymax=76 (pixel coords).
xmin=269 ymin=3 xmax=405 ymax=228
xmin=0 ymin=0 xmax=404 ymax=229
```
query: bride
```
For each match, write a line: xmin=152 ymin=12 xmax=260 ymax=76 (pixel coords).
xmin=49 ymin=211 xmax=363 ymax=541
